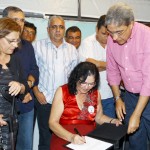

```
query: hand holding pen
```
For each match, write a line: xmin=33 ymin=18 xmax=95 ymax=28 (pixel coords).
xmin=72 ymin=128 xmax=86 ymax=144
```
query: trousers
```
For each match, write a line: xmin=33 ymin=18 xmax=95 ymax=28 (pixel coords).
xmin=124 ymin=91 xmax=150 ymax=150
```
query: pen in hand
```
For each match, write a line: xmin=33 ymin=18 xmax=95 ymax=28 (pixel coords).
xmin=74 ymin=128 xmax=81 ymax=136
xmin=74 ymin=128 xmax=86 ymax=143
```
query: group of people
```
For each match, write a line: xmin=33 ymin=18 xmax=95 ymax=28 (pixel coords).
xmin=0 ymin=2 xmax=150 ymax=150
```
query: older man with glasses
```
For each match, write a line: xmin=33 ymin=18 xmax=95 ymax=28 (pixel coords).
xmin=106 ymin=2 xmax=150 ymax=150
xmin=33 ymin=16 xmax=78 ymax=150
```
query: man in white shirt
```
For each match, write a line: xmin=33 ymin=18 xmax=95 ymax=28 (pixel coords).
xmin=79 ymin=15 xmax=115 ymax=118
xmin=33 ymin=16 xmax=78 ymax=150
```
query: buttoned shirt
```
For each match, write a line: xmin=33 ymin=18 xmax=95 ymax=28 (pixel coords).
xmin=78 ymin=33 xmax=113 ymax=99
xmin=107 ymin=22 xmax=150 ymax=96
xmin=15 ymin=39 xmax=39 ymax=113
xmin=33 ymin=38 xmax=78 ymax=104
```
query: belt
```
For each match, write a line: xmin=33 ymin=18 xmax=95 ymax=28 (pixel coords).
xmin=120 ymin=89 xmax=125 ymax=92
xmin=126 ymin=90 xmax=140 ymax=96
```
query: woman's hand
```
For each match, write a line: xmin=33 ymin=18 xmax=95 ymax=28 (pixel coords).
xmin=110 ymin=118 xmax=122 ymax=126
xmin=71 ymin=134 xmax=86 ymax=144
xmin=8 ymin=81 xmax=22 ymax=96
xmin=0 ymin=114 xmax=7 ymax=126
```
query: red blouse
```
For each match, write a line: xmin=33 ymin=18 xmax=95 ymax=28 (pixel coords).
xmin=50 ymin=84 xmax=99 ymax=150
xmin=60 ymin=84 xmax=98 ymax=125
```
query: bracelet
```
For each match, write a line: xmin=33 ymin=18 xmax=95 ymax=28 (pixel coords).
xmin=28 ymin=80 xmax=34 ymax=88
xmin=115 ymin=95 xmax=120 ymax=101
xmin=110 ymin=118 xmax=114 ymax=123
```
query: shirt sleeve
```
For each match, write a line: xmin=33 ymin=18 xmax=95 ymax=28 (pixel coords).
xmin=140 ymin=31 xmax=150 ymax=96
xmin=28 ymin=43 xmax=39 ymax=86
xmin=106 ymin=37 xmax=121 ymax=86
xmin=78 ymin=41 xmax=90 ymax=62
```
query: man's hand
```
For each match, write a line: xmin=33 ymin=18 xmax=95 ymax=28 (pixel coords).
xmin=116 ymin=98 xmax=126 ymax=121
xmin=22 ymin=93 xmax=32 ymax=103
xmin=127 ymin=113 xmax=140 ymax=134
xmin=35 ymin=91 xmax=47 ymax=105
xmin=86 ymin=58 xmax=98 ymax=66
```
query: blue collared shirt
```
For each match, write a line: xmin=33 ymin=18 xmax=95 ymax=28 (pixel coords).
xmin=15 ymin=39 xmax=39 ymax=113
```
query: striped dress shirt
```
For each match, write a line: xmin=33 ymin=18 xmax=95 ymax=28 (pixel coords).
xmin=33 ymin=38 xmax=79 ymax=103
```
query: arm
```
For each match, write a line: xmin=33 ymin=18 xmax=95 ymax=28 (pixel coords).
xmin=49 ymin=87 xmax=86 ymax=144
xmin=95 ymin=92 xmax=121 ymax=125
xmin=128 ymin=96 xmax=149 ymax=134
xmin=28 ymin=43 xmax=39 ymax=86
xmin=33 ymin=86 xmax=47 ymax=104
xmin=86 ymin=58 xmax=106 ymax=72
xmin=127 ymin=33 xmax=150 ymax=134
xmin=27 ymin=75 xmax=35 ymax=89
xmin=8 ymin=54 xmax=29 ymax=96
xmin=111 ymin=85 xmax=126 ymax=121
xmin=21 ymin=74 xmax=35 ymax=103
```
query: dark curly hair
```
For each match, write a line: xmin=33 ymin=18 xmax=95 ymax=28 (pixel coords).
xmin=68 ymin=62 xmax=100 ymax=95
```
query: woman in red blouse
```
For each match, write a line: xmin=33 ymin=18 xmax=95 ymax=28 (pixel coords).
xmin=49 ymin=62 xmax=121 ymax=150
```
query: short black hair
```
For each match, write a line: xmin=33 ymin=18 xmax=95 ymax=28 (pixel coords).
xmin=2 ymin=6 xmax=23 ymax=17
xmin=24 ymin=21 xmax=37 ymax=34
xmin=65 ymin=26 xmax=81 ymax=37
xmin=68 ymin=62 xmax=100 ymax=95
xmin=97 ymin=15 xmax=106 ymax=30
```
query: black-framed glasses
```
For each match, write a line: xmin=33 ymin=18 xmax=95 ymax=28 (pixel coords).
xmin=79 ymin=80 xmax=96 ymax=87
xmin=12 ymin=18 xmax=25 ymax=23
xmin=4 ymin=37 xmax=21 ymax=45
xmin=107 ymin=26 xmax=129 ymax=37
xmin=49 ymin=25 xmax=65 ymax=30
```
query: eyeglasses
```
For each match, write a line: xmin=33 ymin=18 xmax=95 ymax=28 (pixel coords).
xmin=107 ymin=26 xmax=129 ymax=37
xmin=4 ymin=37 xmax=21 ymax=45
xmin=79 ymin=80 xmax=96 ymax=87
xmin=49 ymin=25 xmax=65 ymax=30
xmin=12 ymin=18 xmax=25 ymax=23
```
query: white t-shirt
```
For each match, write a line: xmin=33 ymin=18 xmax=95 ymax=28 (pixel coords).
xmin=78 ymin=33 xmax=113 ymax=99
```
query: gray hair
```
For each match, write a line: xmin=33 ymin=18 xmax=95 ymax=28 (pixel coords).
xmin=105 ymin=2 xmax=134 ymax=26
xmin=2 ymin=6 xmax=24 ymax=17
xmin=48 ymin=16 xmax=65 ymax=27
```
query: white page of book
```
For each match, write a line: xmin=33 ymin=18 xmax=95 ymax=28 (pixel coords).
xmin=66 ymin=136 xmax=113 ymax=150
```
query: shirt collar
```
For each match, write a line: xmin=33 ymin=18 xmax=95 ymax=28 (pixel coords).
xmin=127 ymin=22 xmax=137 ymax=41
xmin=47 ymin=38 xmax=67 ymax=48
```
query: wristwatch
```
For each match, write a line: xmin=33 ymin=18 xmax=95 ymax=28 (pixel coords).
xmin=28 ymin=80 xmax=34 ymax=88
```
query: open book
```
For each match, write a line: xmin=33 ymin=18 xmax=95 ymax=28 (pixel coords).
xmin=66 ymin=136 xmax=113 ymax=150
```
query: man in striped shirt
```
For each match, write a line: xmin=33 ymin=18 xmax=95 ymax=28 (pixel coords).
xmin=33 ymin=16 xmax=78 ymax=150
